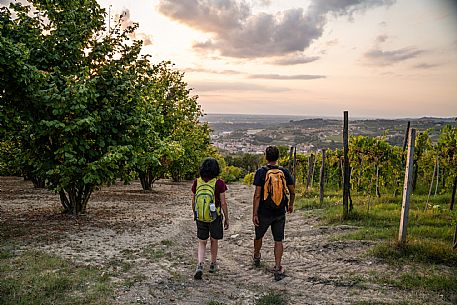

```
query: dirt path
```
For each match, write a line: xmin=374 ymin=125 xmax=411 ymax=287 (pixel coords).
xmin=0 ymin=177 xmax=447 ymax=305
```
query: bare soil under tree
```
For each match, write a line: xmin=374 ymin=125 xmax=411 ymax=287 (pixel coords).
xmin=0 ymin=176 xmax=450 ymax=305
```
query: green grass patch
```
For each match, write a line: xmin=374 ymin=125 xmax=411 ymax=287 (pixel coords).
xmin=161 ymin=239 xmax=173 ymax=246
xmin=256 ymin=290 xmax=287 ymax=305
xmin=297 ymin=189 xmax=457 ymax=247
xmin=372 ymin=240 xmax=457 ymax=267
xmin=370 ymin=267 xmax=457 ymax=303
xmin=123 ymin=274 xmax=147 ymax=288
xmin=142 ymin=245 xmax=166 ymax=261
xmin=296 ymin=187 xmax=457 ymax=300
xmin=107 ymin=258 xmax=133 ymax=273
xmin=354 ymin=301 xmax=417 ymax=305
xmin=0 ymin=250 xmax=113 ymax=305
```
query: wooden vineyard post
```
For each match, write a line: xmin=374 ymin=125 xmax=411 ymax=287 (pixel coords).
xmin=453 ymin=224 xmax=457 ymax=249
xmin=399 ymin=128 xmax=416 ymax=245
xmin=425 ymin=156 xmax=438 ymax=210
xmin=450 ymin=175 xmax=457 ymax=211
xmin=293 ymin=145 xmax=297 ymax=183
xmin=402 ymin=121 xmax=411 ymax=152
xmin=320 ymin=149 xmax=326 ymax=205
xmin=311 ymin=155 xmax=317 ymax=189
xmin=287 ymin=146 xmax=293 ymax=172
xmin=435 ymin=159 xmax=440 ymax=196
xmin=343 ymin=111 xmax=350 ymax=219
xmin=306 ymin=154 xmax=314 ymax=191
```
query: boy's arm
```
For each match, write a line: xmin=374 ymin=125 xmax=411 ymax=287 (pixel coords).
xmin=252 ymin=186 xmax=261 ymax=226
xmin=220 ymin=192 xmax=229 ymax=229
xmin=287 ymin=184 xmax=295 ymax=213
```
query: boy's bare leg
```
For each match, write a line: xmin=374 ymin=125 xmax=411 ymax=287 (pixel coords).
xmin=210 ymin=238 xmax=218 ymax=263
xmin=274 ymin=241 xmax=283 ymax=268
xmin=254 ymin=238 xmax=262 ymax=258
xmin=197 ymin=240 xmax=207 ymax=264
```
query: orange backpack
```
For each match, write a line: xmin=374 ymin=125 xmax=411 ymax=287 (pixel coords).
xmin=263 ymin=166 xmax=289 ymax=209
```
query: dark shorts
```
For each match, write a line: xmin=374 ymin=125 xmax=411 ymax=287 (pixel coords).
xmin=196 ymin=216 xmax=223 ymax=240
xmin=255 ymin=214 xmax=286 ymax=242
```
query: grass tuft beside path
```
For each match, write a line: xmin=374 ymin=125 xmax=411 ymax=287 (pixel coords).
xmin=0 ymin=249 xmax=113 ymax=305
xmin=295 ymin=189 xmax=457 ymax=303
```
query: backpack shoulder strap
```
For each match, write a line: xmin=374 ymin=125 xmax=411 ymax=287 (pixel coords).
xmin=196 ymin=177 xmax=216 ymax=189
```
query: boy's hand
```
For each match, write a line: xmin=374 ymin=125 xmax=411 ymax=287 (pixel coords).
xmin=252 ymin=214 xmax=259 ymax=226
xmin=287 ymin=203 xmax=294 ymax=213
xmin=224 ymin=219 xmax=229 ymax=230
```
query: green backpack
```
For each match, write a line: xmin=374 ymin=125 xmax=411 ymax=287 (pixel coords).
xmin=194 ymin=178 xmax=221 ymax=222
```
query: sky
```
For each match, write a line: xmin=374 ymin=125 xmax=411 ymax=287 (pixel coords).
xmin=14 ymin=0 xmax=457 ymax=117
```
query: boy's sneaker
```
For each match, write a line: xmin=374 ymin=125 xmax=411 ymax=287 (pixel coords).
xmin=194 ymin=263 xmax=203 ymax=280
xmin=209 ymin=261 xmax=217 ymax=273
xmin=253 ymin=254 xmax=261 ymax=267
xmin=274 ymin=265 xmax=285 ymax=281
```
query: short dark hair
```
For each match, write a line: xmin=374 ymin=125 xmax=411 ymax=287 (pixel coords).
xmin=199 ymin=157 xmax=221 ymax=179
xmin=265 ymin=146 xmax=279 ymax=162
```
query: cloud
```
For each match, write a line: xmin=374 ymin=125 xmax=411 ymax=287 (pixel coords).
xmin=116 ymin=9 xmax=153 ymax=46
xmin=158 ymin=0 xmax=395 ymax=58
xmin=326 ymin=39 xmax=339 ymax=46
xmin=190 ymin=81 xmax=290 ymax=92
xmin=364 ymin=47 xmax=425 ymax=65
xmin=376 ymin=34 xmax=388 ymax=43
xmin=184 ymin=67 xmax=325 ymax=80
xmin=413 ymin=63 xmax=441 ymax=69
xmin=249 ymin=74 xmax=326 ymax=80
xmin=1 ymin=0 xmax=31 ymax=6
xmin=184 ymin=67 xmax=243 ymax=74
xmin=258 ymin=0 xmax=271 ymax=5
xmin=271 ymin=55 xmax=320 ymax=65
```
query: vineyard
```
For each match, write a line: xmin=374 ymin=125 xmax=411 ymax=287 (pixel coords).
xmin=1 ymin=1 xmax=457 ymax=305
xmin=280 ymin=125 xmax=457 ymax=209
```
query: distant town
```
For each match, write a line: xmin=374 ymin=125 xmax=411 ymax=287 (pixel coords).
xmin=202 ymin=114 xmax=456 ymax=154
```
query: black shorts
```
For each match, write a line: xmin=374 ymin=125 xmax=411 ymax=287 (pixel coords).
xmin=255 ymin=214 xmax=286 ymax=242
xmin=196 ymin=216 xmax=223 ymax=240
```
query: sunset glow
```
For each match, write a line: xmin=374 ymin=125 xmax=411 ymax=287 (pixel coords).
xmin=97 ymin=0 xmax=457 ymax=118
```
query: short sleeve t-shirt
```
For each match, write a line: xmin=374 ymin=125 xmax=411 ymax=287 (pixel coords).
xmin=192 ymin=178 xmax=227 ymax=207
xmin=253 ymin=165 xmax=294 ymax=216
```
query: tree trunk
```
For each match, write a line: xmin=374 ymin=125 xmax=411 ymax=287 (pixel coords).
xmin=139 ymin=168 xmax=158 ymax=191
xmin=59 ymin=185 xmax=93 ymax=215
xmin=139 ymin=170 xmax=151 ymax=191
xmin=450 ymin=174 xmax=457 ymax=211
xmin=31 ymin=176 xmax=46 ymax=188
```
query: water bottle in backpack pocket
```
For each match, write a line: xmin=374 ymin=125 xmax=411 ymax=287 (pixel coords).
xmin=209 ymin=202 xmax=218 ymax=220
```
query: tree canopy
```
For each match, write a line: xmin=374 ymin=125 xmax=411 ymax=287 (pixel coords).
xmin=0 ymin=0 xmax=209 ymax=214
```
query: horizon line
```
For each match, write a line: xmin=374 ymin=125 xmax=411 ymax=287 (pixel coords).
xmin=201 ymin=112 xmax=457 ymax=120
